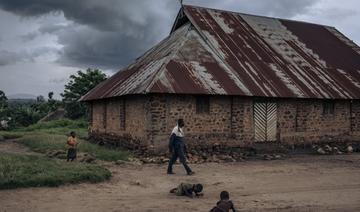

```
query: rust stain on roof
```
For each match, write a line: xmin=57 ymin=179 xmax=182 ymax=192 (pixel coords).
xmin=81 ymin=5 xmax=360 ymax=101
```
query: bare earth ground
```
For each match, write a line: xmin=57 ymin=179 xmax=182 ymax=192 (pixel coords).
xmin=1 ymin=140 xmax=360 ymax=212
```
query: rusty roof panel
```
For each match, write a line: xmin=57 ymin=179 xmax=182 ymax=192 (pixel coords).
xmin=81 ymin=5 xmax=360 ymax=101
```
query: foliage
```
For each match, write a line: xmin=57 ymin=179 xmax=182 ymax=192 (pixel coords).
xmin=61 ymin=68 xmax=107 ymax=119
xmin=36 ymin=95 xmax=45 ymax=102
xmin=0 ymin=90 xmax=7 ymax=109
xmin=0 ymin=90 xmax=8 ymax=121
xmin=0 ymin=153 xmax=111 ymax=190
xmin=7 ymin=104 xmax=44 ymax=128
xmin=1 ymin=68 xmax=106 ymax=129
xmin=0 ymin=91 xmax=62 ymax=129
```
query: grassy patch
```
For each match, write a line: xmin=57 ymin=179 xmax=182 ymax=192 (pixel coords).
xmin=19 ymin=119 xmax=88 ymax=138
xmin=3 ymin=119 xmax=130 ymax=161
xmin=0 ymin=131 xmax=24 ymax=140
xmin=17 ymin=133 xmax=130 ymax=161
xmin=80 ymin=142 xmax=131 ymax=161
xmin=0 ymin=153 xmax=111 ymax=190
xmin=17 ymin=134 xmax=66 ymax=153
xmin=24 ymin=119 xmax=87 ymax=131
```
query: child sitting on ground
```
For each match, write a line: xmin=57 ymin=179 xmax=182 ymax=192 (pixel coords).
xmin=170 ymin=183 xmax=203 ymax=198
xmin=210 ymin=191 xmax=236 ymax=212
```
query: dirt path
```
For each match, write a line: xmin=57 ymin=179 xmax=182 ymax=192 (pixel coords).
xmin=1 ymin=153 xmax=360 ymax=212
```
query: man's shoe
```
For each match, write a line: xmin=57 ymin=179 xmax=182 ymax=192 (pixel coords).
xmin=187 ymin=171 xmax=195 ymax=176
xmin=167 ymin=172 xmax=175 ymax=175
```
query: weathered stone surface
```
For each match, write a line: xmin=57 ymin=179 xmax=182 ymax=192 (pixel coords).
xmin=89 ymin=95 xmax=360 ymax=156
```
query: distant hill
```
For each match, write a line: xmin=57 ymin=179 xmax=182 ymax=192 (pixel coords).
xmin=7 ymin=93 xmax=37 ymax=105
xmin=8 ymin=93 xmax=37 ymax=100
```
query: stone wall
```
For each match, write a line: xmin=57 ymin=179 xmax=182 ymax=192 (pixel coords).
xmin=89 ymin=96 xmax=148 ymax=150
xmin=148 ymin=95 xmax=254 ymax=152
xmin=231 ymin=97 xmax=254 ymax=144
xmin=91 ymin=101 xmax=106 ymax=133
xmin=278 ymin=99 xmax=355 ymax=145
xmin=351 ymin=100 xmax=360 ymax=135
xmin=89 ymin=94 xmax=359 ymax=154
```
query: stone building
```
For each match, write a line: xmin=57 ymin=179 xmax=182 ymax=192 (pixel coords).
xmin=81 ymin=5 xmax=360 ymax=153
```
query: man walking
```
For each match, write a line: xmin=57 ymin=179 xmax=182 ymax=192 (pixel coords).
xmin=167 ymin=119 xmax=194 ymax=175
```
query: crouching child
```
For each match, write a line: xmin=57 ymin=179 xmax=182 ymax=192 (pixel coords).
xmin=210 ymin=191 xmax=236 ymax=212
xmin=170 ymin=183 xmax=203 ymax=198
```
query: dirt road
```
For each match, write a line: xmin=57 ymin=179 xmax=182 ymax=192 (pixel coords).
xmin=1 ymin=147 xmax=360 ymax=211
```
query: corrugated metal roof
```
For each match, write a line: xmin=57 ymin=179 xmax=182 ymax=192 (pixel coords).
xmin=81 ymin=5 xmax=360 ymax=101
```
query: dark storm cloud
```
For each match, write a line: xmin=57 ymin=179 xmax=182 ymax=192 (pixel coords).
xmin=20 ymin=31 xmax=38 ymax=41
xmin=0 ymin=50 xmax=36 ymax=66
xmin=0 ymin=50 xmax=19 ymax=65
xmin=0 ymin=0 xmax=133 ymax=31
xmin=0 ymin=0 xmax=179 ymax=69
xmin=0 ymin=0 xmax=320 ymax=70
xmin=0 ymin=47 xmax=57 ymax=66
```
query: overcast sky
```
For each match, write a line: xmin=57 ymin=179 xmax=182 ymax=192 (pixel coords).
xmin=0 ymin=0 xmax=359 ymax=99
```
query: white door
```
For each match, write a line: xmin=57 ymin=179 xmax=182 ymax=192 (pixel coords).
xmin=254 ymin=102 xmax=277 ymax=142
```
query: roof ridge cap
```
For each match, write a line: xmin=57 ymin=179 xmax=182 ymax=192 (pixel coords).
xmin=183 ymin=4 xmax=334 ymax=28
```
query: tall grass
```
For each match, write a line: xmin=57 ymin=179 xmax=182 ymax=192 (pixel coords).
xmin=17 ymin=133 xmax=130 ymax=161
xmin=19 ymin=119 xmax=88 ymax=138
xmin=15 ymin=119 xmax=131 ymax=161
xmin=0 ymin=131 xmax=24 ymax=140
xmin=24 ymin=119 xmax=88 ymax=131
xmin=0 ymin=153 xmax=111 ymax=190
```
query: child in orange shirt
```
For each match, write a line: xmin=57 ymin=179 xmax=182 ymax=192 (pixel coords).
xmin=66 ymin=131 xmax=77 ymax=162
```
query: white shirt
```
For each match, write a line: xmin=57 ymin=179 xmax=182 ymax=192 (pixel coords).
xmin=171 ymin=125 xmax=184 ymax=137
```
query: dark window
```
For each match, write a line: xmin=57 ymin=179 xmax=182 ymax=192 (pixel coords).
xmin=323 ymin=101 xmax=335 ymax=115
xmin=119 ymin=100 xmax=126 ymax=131
xmin=196 ymin=96 xmax=210 ymax=114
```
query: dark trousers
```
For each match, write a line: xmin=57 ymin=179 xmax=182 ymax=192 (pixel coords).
xmin=67 ymin=148 xmax=77 ymax=162
xmin=167 ymin=145 xmax=192 ymax=174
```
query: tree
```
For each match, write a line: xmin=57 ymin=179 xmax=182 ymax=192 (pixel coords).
xmin=47 ymin=91 xmax=59 ymax=112
xmin=0 ymin=90 xmax=8 ymax=120
xmin=36 ymin=95 xmax=45 ymax=103
xmin=48 ymin=92 xmax=54 ymax=100
xmin=61 ymin=68 xmax=107 ymax=119
xmin=0 ymin=90 xmax=7 ymax=109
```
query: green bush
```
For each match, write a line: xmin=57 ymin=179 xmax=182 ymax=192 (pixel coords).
xmin=80 ymin=142 xmax=131 ymax=161
xmin=0 ymin=153 xmax=111 ymax=190
xmin=24 ymin=119 xmax=87 ymax=131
